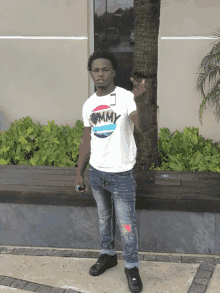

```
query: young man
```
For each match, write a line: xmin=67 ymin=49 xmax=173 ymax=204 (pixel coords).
xmin=75 ymin=48 xmax=145 ymax=293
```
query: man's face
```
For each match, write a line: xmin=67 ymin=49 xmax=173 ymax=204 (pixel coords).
xmin=90 ymin=58 xmax=116 ymax=89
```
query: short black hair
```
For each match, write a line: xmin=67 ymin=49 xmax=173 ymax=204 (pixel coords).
xmin=87 ymin=48 xmax=117 ymax=72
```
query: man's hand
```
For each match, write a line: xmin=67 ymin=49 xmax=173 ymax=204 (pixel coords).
xmin=130 ymin=77 xmax=146 ymax=105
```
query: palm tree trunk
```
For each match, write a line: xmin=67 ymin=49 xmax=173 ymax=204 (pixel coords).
xmin=133 ymin=0 xmax=161 ymax=171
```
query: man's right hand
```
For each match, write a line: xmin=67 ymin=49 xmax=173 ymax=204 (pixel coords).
xmin=75 ymin=174 xmax=88 ymax=193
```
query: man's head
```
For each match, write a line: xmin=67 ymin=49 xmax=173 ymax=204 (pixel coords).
xmin=88 ymin=49 xmax=117 ymax=91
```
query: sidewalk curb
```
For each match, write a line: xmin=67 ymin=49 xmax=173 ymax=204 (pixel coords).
xmin=0 ymin=246 xmax=219 ymax=293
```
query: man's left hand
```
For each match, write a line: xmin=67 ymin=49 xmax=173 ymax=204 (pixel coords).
xmin=130 ymin=77 xmax=146 ymax=105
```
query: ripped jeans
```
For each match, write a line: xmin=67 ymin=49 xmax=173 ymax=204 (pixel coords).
xmin=89 ymin=163 xmax=139 ymax=269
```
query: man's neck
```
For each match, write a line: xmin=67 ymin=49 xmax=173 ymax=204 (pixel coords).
xmin=96 ymin=85 xmax=116 ymax=97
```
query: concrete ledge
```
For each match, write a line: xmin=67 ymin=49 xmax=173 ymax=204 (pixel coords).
xmin=1 ymin=165 xmax=220 ymax=256
xmin=0 ymin=165 xmax=220 ymax=213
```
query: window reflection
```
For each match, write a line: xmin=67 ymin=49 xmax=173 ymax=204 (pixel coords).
xmin=94 ymin=2 xmax=134 ymax=92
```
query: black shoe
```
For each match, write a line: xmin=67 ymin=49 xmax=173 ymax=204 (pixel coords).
xmin=125 ymin=266 xmax=143 ymax=293
xmin=89 ymin=253 xmax=117 ymax=276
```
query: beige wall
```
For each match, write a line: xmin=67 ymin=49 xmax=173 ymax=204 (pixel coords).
xmin=0 ymin=0 xmax=94 ymax=132
xmin=0 ymin=0 xmax=220 ymax=145
xmin=159 ymin=0 xmax=220 ymax=143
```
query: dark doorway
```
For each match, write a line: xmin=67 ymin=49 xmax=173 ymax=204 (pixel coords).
xmin=94 ymin=3 xmax=135 ymax=92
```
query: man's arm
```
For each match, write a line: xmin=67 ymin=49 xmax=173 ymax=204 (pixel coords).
xmin=129 ymin=77 xmax=148 ymax=133
xmin=129 ymin=109 xmax=147 ymax=133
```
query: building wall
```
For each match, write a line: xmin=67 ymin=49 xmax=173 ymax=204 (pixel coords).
xmin=159 ymin=0 xmax=220 ymax=143
xmin=0 ymin=0 xmax=93 ymax=132
xmin=0 ymin=0 xmax=220 ymax=145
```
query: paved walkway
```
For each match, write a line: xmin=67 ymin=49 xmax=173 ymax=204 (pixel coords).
xmin=0 ymin=246 xmax=219 ymax=293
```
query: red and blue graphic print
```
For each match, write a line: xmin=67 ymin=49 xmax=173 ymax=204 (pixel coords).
xmin=90 ymin=105 xmax=121 ymax=138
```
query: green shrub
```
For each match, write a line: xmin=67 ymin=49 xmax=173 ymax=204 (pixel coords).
xmin=0 ymin=116 xmax=89 ymax=168
xmin=150 ymin=126 xmax=220 ymax=172
xmin=0 ymin=117 xmax=219 ymax=172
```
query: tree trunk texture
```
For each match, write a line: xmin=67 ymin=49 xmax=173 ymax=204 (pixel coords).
xmin=133 ymin=0 xmax=161 ymax=171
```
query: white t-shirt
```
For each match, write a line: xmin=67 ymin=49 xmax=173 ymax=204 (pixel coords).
xmin=82 ymin=86 xmax=137 ymax=172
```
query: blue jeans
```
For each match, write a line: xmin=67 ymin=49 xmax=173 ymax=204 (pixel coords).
xmin=89 ymin=163 xmax=139 ymax=269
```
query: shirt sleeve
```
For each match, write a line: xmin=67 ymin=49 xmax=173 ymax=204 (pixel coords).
xmin=82 ymin=101 xmax=90 ymax=127
xmin=127 ymin=91 xmax=137 ymax=117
